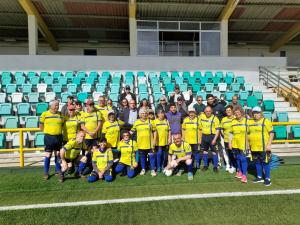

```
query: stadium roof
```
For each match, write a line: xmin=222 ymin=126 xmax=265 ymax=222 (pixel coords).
xmin=0 ymin=0 xmax=299 ymax=46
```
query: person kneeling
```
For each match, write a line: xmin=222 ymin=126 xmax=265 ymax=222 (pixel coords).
xmin=115 ymin=131 xmax=138 ymax=178
xmin=87 ymin=137 xmax=113 ymax=183
xmin=164 ymin=134 xmax=193 ymax=181
xmin=59 ymin=131 xmax=89 ymax=183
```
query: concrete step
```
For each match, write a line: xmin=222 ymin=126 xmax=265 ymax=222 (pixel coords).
xmin=274 ymin=102 xmax=291 ymax=108
xmin=263 ymin=93 xmax=278 ymax=99
xmin=275 ymin=107 xmax=298 ymax=112
xmin=287 ymin=112 xmax=300 ymax=119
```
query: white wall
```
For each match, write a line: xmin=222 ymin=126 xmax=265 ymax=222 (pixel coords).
xmin=229 ymin=44 xmax=300 ymax=66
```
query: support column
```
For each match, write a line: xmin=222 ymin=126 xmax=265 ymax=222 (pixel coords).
xmin=220 ymin=19 xmax=228 ymax=57
xmin=28 ymin=14 xmax=38 ymax=55
xmin=129 ymin=0 xmax=137 ymax=56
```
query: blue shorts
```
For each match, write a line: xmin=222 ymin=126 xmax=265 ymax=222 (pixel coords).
xmin=44 ymin=134 xmax=63 ymax=152
xmin=200 ymin=134 xmax=217 ymax=152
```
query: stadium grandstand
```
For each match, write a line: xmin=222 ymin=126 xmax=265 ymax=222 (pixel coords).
xmin=0 ymin=0 xmax=300 ymax=225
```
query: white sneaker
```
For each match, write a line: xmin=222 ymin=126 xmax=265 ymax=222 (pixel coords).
xmin=229 ymin=167 xmax=236 ymax=174
xmin=225 ymin=166 xmax=230 ymax=172
xmin=150 ymin=170 xmax=157 ymax=177
xmin=139 ymin=169 xmax=146 ymax=176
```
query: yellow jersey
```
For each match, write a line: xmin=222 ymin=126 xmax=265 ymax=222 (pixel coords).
xmin=102 ymin=119 xmax=124 ymax=148
xmin=169 ymin=141 xmax=192 ymax=158
xmin=230 ymin=117 xmax=248 ymax=151
xmin=80 ymin=111 xmax=102 ymax=139
xmin=248 ymin=118 xmax=274 ymax=152
xmin=199 ymin=114 xmax=220 ymax=135
xmin=117 ymin=139 xmax=138 ymax=166
xmin=182 ymin=116 xmax=201 ymax=144
xmin=95 ymin=105 xmax=109 ymax=122
xmin=221 ymin=116 xmax=234 ymax=143
xmin=63 ymin=114 xmax=81 ymax=141
xmin=40 ymin=110 xmax=64 ymax=135
xmin=154 ymin=118 xmax=170 ymax=147
xmin=63 ymin=139 xmax=88 ymax=160
xmin=92 ymin=148 xmax=113 ymax=171
xmin=131 ymin=119 xmax=156 ymax=150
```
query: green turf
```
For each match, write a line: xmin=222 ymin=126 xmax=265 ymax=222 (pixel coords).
xmin=0 ymin=164 xmax=300 ymax=206
xmin=0 ymin=194 xmax=300 ymax=225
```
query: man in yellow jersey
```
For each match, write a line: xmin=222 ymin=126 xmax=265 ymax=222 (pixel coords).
xmin=87 ymin=137 xmax=113 ymax=182
xmin=221 ymin=105 xmax=235 ymax=173
xmin=248 ymin=106 xmax=274 ymax=186
xmin=199 ymin=106 xmax=221 ymax=173
xmin=130 ymin=108 xmax=157 ymax=176
xmin=95 ymin=96 xmax=109 ymax=122
xmin=165 ymin=134 xmax=193 ymax=180
xmin=115 ymin=130 xmax=138 ymax=178
xmin=182 ymin=107 xmax=201 ymax=169
xmin=154 ymin=110 xmax=171 ymax=172
xmin=229 ymin=107 xmax=248 ymax=183
xmin=102 ymin=110 xmax=124 ymax=159
xmin=39 ymin=100 xmax=65 ymax=180
xmin=63 ymin=105 xmax=81 ymax=144
xmin=59 ymin=131 xmax=89 ymax=182
xmin=81 ymin=99 xmax=102 ymax=148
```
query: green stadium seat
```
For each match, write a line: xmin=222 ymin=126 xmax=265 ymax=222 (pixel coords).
xmin=152 ymin=85 xmax=161 ymax=93
xmin=27 ymin=71 xmax=37 ymax=79
xmin=1 ymin=76 xmax=12 ymax=85
xmin=253 ymin=91 xmax=263 ymax=101
xmin=291 ymin=126 xmax=300 ymax=139
xmin=188 ymin=76 xmax=196 ymax=85
xmin=101 ymin=71 xmax=111 ymax=80
xmin=77 ymin=92 xmax=88 ymax=103
xmin=137 ymin=71 xmax=145 ymax=77
xmin=111 ymin=84 xmax=120 ymax=93
xmin=204 ymin=71 xmax=213 ymax=79
xmin=45 ymin=92 xmax=56 ymax=102
xmin=125 ymin=71 xmax=134 ymax=78
xmin=226 ymin=72 xmax=235 ymax=78
xmin=72 ymin=77 xmax=81 ymax=86
xmin=112 ymin=77 xmax=121 ymax=84
xmin=175 ymin=77 xmax=184 ymax=84
xmin=110 ymin=93 xmax=119 ymax=102
xmin=58 ymin=76 xmax=67 ymax=86
xmin=165 ymin=83 xmax=175 ymax=93
xmin=12 ymin=132 xmax=28 ymax=148
xmin=274 ymin=126 xmax=287 ymax=140
xmin=197 ymin=91 xmax=207 ymax=100
xmin=65 ymin=71 xmax=74 ymax=80
xmin=16 ymin=76 xmax=25 ymax=86
xmin=194 ymin=71 xmax=202 ymax=80
xmin=1 ymin=71 xmax=11 ymax=77
xmin=244 ymin=83 xmax=253 ymax=92
xmin=0 ymin=93 xmax=6 ymax=103
xmin=212 ymin=77 xmax=221 ymax=86
xmin=82 ymin=84 xmax=92 ymax=93
xmin=215 ymin=71 xmax=224 ymax=79
xmin=0 ymin=133 xmax=5 ymax=148
xmin=27 ymin=93 xmax=39 ymax=103
xmin=52 ymin=71 xmax=62 ymax=80
xmin=171 ymin=71 xmax=179 ymax=80
xmin=36 ymin=102 xmax=48 ymax=116
xmin=263 ymin=111 xmax=273 ymax=121
xmin=153 ymin=92 xmax=163 ymax=102
xmin=231 ymin=83 xmax=240 ymax=92
xmin=15 ymin=71 xmax=24 ymax=79
xmin=52 ymin=84 xmax=62 ymax=93
xmin=224 ymin=76 xmax=233 ymax=85
xmin=179 ymin=83 xmax=188 ymax=92
xmin=35 ymin=132 xmax=45 ymax=147
xmin=4 ymin=116 xmax=18 ymax=128
xmin=40 ymin=71 xmax=49 ymax=80
xmin=17 ymin=103 xmax=30 ymax=115
xmin=218 ymin=83 xmax=227 ymax=92
xmin=200 ymin=76 xmax=208 ymax=86
xmin=225 ymin=91 xmax=235 ymax=102
xmin=85 ymin=77 xmax=95 ymax=85
xmin=139 ymin=92 xmax=149 ymax=101
xmin=96 ymin=84 xmax=106 ymax=93
xmin=113 ymin=72 xmax=122 ymax=78
xmin=67 ymin=84 xmax=77 ymax=93
xmin=205 ymin=83 xmax=214 ymax=92
xmin=163 ymin=77 xmax=172 ymax=85
xmin=99 ymin=76 xmax=108 ymax=85
xmin=60 ymin=92 xmax=72 ymax=103
xmin=138 ymin=84 xmax=148 ymax=93
xmin=5 ymin=84 xmax=17 ymax=94
xmin=22 ymin=84 xmax=32 ymax=94
xmin=183 ymin=71 xmax=191 ymax=80
xmin=276 ymin=112 xmax=288 ymax=122
xmin=246 ymin=96 xmax=258 ymax=108
xmin=0 ymin=103 xmax=12 ymax=115
xmin=89 ymin=71 xmax=98 ymax=80
xmin=239 ymin=91 xmax=249 ymax=101
xmin=192 ymin=84 xmax=201 ymax=94
xmin=236 ymin=76 xmax=245 ymax=85
xmin=77 ymin=71 xmax=86 ymax=79
xmin=262 ymin=100 xmax=275 ymax=112
xmin=37 ymin=83 xmax=47 ymax=93
xmin=238 ymin=100 xmax=245 ymax=107
xmin=29 ymin=76 xmax=39 ymax=86
xmin=212 ymin=91 xmax=221 ymax=99
xmin=160 ymin=71 xmax=169 ymax=80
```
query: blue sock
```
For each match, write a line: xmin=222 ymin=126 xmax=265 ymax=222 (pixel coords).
xmin=156 ymin=147 xmax=163 ymax=169
xmin=104 ymin=175 xmax=113 ymax=182
xmin=44 ymin=157 xmax=50 ymax=174
xmin=203 ymin=153 xmax=208 ymax=167
xmin=162 ymin=148 xmax=168 ymax=168
xmin=236 ymin=154 xmax=241 ymax=172
xmin=87 ymin=175 xmax=98 ymax=183
xmin=263 ymin=162 xmax=271 ymax=180
xmin=240 ymin=154 xmax=248 ymax=176
xmin=213 ymin=154 xmax=218 ymax=168
xmin=136 ymin=151 xmax=140 ymax=164
xmin=54 ymin=156 xmax=60 ymax=173
xmin=187 ymin=163 xmax=193 ymax=173
xmin=139 ymin=151 xmax=147 ymax=170
xmin=149 ymin=153 xmax=156 ymax=170
xmin=255 ymin=161 xmax=263 ymax=178
xmin=78 ymin=162 xmax=86 ymax=174
xmin=193 ymin=151 xmax=201 ymax=167
xmin=127 ymin=167 xmax=135 ymax=178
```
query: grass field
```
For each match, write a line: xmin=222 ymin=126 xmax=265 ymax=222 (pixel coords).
xmin=0 ymin=161 xmax=300 ymax=225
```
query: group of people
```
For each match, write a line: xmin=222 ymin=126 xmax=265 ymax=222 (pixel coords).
xmin=39 ymin=84 xmax=274 ymax=186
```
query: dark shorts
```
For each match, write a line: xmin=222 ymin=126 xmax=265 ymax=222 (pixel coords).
xmin=44 ymin=134 xmax=63 ymax=152
xmin=252 ymin=151 xmax=271 ymax=162
xmin=85 ymin=139 xmax=98 ymax=148
xmin=200 ymin=134 xmax=216 ymax=152
xmin=224 ymin=142 xmax=229 ymax=151
xmin=190 ymin=144 xmax=199 ymax=152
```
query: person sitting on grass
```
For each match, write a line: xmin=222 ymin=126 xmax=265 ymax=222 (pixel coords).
xmin=87 ymin=137 xmax=113 ymax=183
xmin=115 ymin=130 xmax=138 ymax=179
xmin=59 ymin=131 xmax=89 ymax=183
xmin=165 ymin=134 xmax=193 ymax=181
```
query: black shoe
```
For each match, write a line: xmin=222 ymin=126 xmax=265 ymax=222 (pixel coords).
xmin=59 ymin=175 xmax=64 ymax=183
xmin=213 ymin=167 xmax=219 ymax=173
xmin=202 ymin=166 xmax=208 ymax=172
xmin=43 ymin=174 xmax=49 ymax=180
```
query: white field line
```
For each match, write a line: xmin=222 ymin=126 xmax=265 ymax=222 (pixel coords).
xmin=1 ymin=189 xmax=300 ymax=211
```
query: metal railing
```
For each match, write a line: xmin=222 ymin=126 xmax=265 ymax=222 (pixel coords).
xmin=259 ymin=66 xmax=300 ymax=111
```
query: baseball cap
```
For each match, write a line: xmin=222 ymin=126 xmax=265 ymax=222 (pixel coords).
xmin=252 ymin=106 xmax=262 ymax=112
xmin=85 ymin=99 xmax=94 ymax=105
xmin=125 ymin=85 xmax=131 ymax=90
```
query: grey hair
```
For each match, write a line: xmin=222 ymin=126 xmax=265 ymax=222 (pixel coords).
xmin=139 ymin=108 xmax=148 ymax=117
xmin=49 ymin=99 xmax=59 ymax=106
